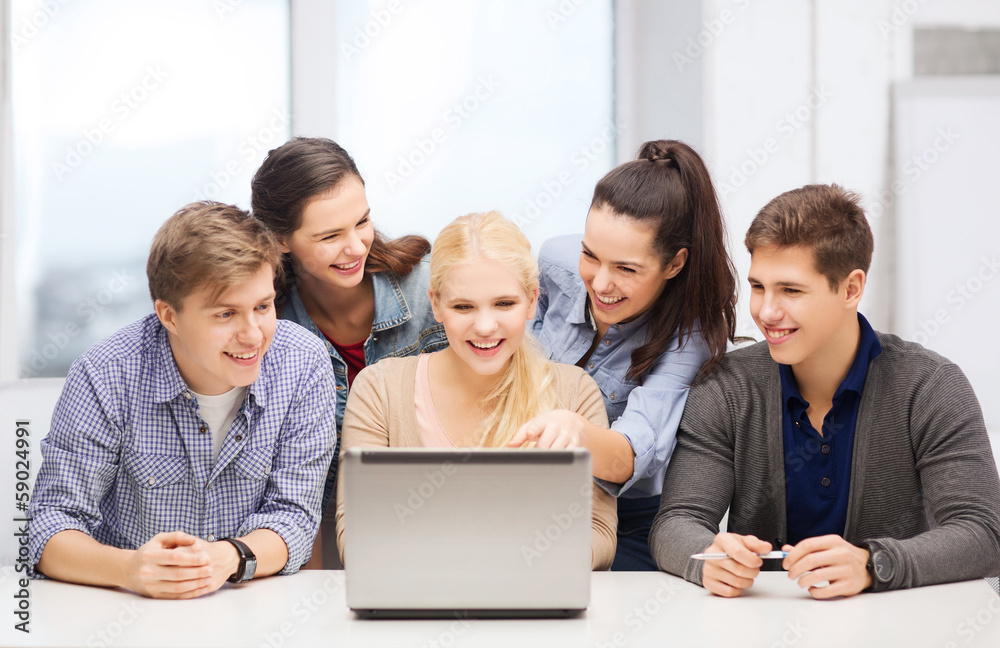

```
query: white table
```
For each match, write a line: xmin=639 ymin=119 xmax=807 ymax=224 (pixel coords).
xmin=2 ymin=569 xmax=999 ymax=648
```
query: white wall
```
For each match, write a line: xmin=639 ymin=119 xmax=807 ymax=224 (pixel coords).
xmin=615 ymin=0 xmax=705 ymax=159
xmin=290 ymin=0 xmax=339 ymax=137
xmin=700 ymin=0 xmax=904 ymax=337
xmin=893 ymin=77 xmax=1000 ymax=431
xmin=914 ymin=0 xmax=1000 ymax=28
xmin=697 ymin=0 xmax=1000 ymax=432
xmin=699 ymin=0 xmax=1000 ymax=338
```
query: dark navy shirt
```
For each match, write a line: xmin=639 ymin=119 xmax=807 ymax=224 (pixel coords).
xmin=781 ymin=313 xmax=882 ymax=545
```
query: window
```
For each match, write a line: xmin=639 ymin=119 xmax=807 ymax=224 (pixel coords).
xmin=5 ymin=0 xmax=615 ymax=379
xmin=329 ymin=0 xmax=615 ymax=250
xmin=10 ymin=0 xmax=290 ymax=377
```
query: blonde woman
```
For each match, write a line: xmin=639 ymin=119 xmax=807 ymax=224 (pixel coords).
xmin=335 ymin=212 xmax=617 ymax=569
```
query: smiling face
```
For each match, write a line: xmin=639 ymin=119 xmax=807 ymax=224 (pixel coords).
xmin=155 ymin=263 xmax=277 ymax=395
xmin=578 ymin=205 xmax=686 ymax=333
xmin=278 ymin=178 xmax=374 ymax=294
xmin=430 ymin=258 xmax=538 ymax=378
xmin=748 ymin=244 xmax=864 ymax=370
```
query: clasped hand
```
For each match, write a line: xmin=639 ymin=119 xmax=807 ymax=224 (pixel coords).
xmin=126 ymin=531 xmax=239 ymax=599
xmin=701 ymin=533 xmax=871 ymax=599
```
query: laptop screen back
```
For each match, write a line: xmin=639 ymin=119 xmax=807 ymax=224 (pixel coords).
xmin=342 ymin=448 xmax=593 ymax=614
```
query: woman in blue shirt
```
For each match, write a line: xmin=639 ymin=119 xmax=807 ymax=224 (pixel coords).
xmin=251 ymin=137 xmax=448 ymax=532
xmin=511 ymin=139 xmax=737 ymax=570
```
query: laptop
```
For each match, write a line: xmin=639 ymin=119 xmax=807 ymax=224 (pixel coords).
xmin=342 ymin=447 xmax=593 ymax=618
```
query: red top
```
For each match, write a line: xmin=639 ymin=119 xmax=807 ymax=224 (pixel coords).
xmin=322 ymin=334 xmax=367 ymax=388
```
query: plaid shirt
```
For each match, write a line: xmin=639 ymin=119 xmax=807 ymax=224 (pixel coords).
xmin=28 ymin=315 xmax=337 ymax=576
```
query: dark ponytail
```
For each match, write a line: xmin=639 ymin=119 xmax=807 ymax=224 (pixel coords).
xmin=251 ymin=137 xmax=430 ymax=300
xmin=591 ymin=139 xmax=737 ymax=383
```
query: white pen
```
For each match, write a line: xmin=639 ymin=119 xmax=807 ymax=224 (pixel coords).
xmin=690 ymin=550 xmax=789 ymax=560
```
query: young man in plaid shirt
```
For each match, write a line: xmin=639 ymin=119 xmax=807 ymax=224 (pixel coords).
xmin=28 ymin=202 xmax=337 ymax=599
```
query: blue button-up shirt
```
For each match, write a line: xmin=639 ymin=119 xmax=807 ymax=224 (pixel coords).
xmin=781 ymin=313 xmax=883 ymax=545
xmin=28 ymin=315 xmax=337 ymax=576
xmin=281 ymin=260 xmax=448 ymax=437
xmin=532 ymin=235 xmax=710 ymax=498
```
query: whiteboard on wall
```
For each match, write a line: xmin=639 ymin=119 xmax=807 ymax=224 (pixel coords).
xmin=893 ymin=77 xmax=1000 ymax=433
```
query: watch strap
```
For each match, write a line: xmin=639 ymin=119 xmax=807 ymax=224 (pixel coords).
xmin=221 ymin=537 xmax=256 ymax=583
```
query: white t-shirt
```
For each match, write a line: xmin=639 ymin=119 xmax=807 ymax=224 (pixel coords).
xmin=192 ymin=386 xmax=248 ymax=463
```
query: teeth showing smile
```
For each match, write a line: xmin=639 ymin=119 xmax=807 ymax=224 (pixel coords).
xmin=226 ymin=351 xmax=258 ymax=359
xmin=595 ymin=294 xmax=624 ymax=305
xmin=470 ymin=340 xmax=501 ymax=349
xmin=333 ymin=260 xmax=360 ymax=270
xmin=767 ymin=329 xmax=793 ymax=339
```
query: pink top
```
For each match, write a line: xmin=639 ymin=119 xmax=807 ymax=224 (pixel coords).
xmin=414 ymin=354 xmax=456 ymax=448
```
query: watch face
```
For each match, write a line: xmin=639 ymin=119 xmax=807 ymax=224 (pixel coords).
xmin=873 ymin=550 xmax=894 ymax=582
xmin=244 ymin=557 xmax=257 ymax=582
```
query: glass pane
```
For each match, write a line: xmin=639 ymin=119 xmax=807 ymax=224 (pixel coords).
xmin=12 ymin=0 xmax=290 ymax=377
xmin=332 ymin=0 xmax=615 ymax=252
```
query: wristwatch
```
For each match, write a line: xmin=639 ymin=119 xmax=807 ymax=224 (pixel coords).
xmin=221 ymin=537 xmax=257 ymax=583
xmin=864 ymin=541 xmax=895 ymax=590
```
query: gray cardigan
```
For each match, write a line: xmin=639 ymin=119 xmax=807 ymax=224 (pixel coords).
xmin=649 ymin=333 xmax=1000 ymax=591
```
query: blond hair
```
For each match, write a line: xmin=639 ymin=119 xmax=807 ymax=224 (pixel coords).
xmin=430 ymin=212 xmax=557 ymax=447
xmin=147 ymin=201 xmax=281 ymax=309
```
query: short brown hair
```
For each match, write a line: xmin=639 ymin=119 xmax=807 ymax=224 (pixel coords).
xmin=745 ymin=184 xmax=873 ymax=291
xmin=147 ymin=201 xmax=281 ymax=309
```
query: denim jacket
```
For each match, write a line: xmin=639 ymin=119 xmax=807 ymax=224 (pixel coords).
xmin=282 ymin=258 xmax=448 ymax=430
xmin=281 ymin=259 xmax=448 ymax=509
xmin=532 ymin=235 xmax=710 ymax=499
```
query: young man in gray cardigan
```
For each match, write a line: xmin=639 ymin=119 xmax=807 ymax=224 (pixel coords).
xmin=650 ymin=184 xmax=1000 ymax=598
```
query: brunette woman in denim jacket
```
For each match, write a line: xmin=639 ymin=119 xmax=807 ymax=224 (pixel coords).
xmin=508 ymin=140 xmax=737 ymax=570
xmin=251 ymin=138 xmax=448 ymax=562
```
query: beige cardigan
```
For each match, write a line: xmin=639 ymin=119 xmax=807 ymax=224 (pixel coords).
xmin=335 ymin=354 xmax=618 ymax=570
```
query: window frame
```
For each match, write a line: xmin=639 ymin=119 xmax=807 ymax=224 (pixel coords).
xmin=2 ymin=0 xmax=17 ymax=380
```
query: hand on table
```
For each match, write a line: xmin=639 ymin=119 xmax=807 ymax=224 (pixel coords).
xmin=782 ymin=535 xmax=871 ymax=599
xmin=125 ymin=531 xmax=239 ymax=599
xmin=700 ymin=533 xmax=772 ymax=598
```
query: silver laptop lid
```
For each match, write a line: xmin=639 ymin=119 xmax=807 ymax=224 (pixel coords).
xmin=343 ymin=448 xmax=592 ymax=613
